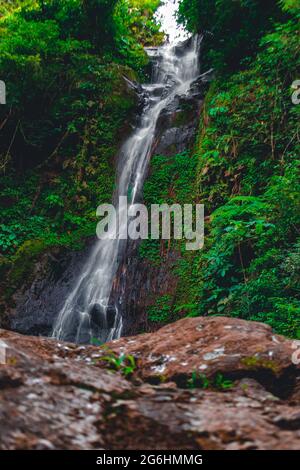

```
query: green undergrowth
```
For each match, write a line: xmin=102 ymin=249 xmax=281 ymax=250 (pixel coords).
xmin=187 ymin=372 xmax=234 ymax=391
xmin=141 ymin=16 xmax=300 ymax=337
xmin=0 ymin=60 xmax=137 ymax=256
xmin=0 ymin=0 xmax=162 ymax=307
xmin=94 ymin=348 xmax=137 ymax=378
xmin=193 ymin=19 xmax=300 ymax=338
xmin=139 ymin=150 xmax=201 ymax=324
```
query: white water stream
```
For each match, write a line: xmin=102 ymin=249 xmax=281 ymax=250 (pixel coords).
xmin=52 ymin=1 xmax=201 ymax=343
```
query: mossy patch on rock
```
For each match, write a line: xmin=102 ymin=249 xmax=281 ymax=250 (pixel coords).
xmin=241 ymin=356 xmax=281 ymax=375
xmin=9 ymin=240 xmax=47 ymax=290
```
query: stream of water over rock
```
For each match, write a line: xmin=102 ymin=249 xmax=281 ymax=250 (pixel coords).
xmin=52 ymin=2 xmax=202 ymax=344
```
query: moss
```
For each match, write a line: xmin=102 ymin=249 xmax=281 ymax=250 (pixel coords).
xmin=9 ymin=239 xmax=46 ymax=289
xmin=241 ymin=356 xmax=280 ymax=374
xmin=105 ymin=64 xmax=138 ymax=110
xmin=173 ymin=103 xmax=195 ymax=127
xmin=147 ymin=295 xmax=173 ymax=324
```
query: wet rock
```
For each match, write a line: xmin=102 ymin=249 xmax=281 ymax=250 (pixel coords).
xmin=88 ymin=304 xmax=106 ymax=329
xmin=4 ymin=242 xmax=93 ymax=336
xmin=0 ymin=316 xmax=299 ymax=450
xmin=88 ymin=304 xmax=117 ymax=330
xmin=111 ymin=243 xmax=180 ymax=337
xmin=123 ymin=75 xmax=147 ymax=116
xmin=111 ymin=68 xmax=207 ymax=331
xmin=155 ymin=125 xmax=197 ymax=155
xmin=106 ymin=306 xmax=117 ymax=329
xmin=105 ymin=316 xmax=300 ymax=398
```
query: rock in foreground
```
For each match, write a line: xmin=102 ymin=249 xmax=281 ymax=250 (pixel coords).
xmin=0 ymin=317 xmax=299 ymax=450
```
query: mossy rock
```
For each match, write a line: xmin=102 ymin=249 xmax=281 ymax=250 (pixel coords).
xmin=9 ymin=240 xmax=47 ymax=289
xmin=105 ymin=64 xmax=139 ymax=110
xmin=173 ymin=108 xmax=193 ymax=127
xmin=241 ymin=356 xmax=280 ymax=374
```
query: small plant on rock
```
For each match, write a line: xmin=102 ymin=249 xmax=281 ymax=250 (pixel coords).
xmin=100 ymin=351 xmax=137 ymax=378
xmin=187 ymin=372 xmax=210 ymax=390
xmin=187 ymin=371 xmax=234 ymax=391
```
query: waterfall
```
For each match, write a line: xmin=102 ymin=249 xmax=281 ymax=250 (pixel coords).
xmin=52 ymin=7 xmax=202 ymax=344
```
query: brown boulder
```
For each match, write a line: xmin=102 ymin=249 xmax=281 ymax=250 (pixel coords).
xmin=0 ymin=316 xmax=299 ymax=450
xmin=106 ymin=316 xmax=299 ymax=397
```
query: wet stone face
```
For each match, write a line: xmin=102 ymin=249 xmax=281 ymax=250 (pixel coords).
xmin=88 ymin=304 xmax=117 ymax=330
xmin=6 ymin=19 xmax=204 ymax=346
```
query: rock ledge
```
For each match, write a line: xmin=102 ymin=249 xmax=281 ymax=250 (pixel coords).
xmin=0 ymin=316 xmax=299 ymax=450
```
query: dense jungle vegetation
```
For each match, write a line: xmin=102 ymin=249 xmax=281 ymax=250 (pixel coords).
xmin=142 ymin=0 xmax=300 ymax=337
xmin=0 ymin=0 xmax=162 ymax=293
xmin=0 ymin=0 xmax=299 ymax=338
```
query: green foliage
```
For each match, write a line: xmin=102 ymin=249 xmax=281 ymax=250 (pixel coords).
xmin=192 ymin=18 xmax=300 ymax=337
xmin=214 ymin=372 xmax=234 ymax=391
xmin=138 ymin=239 xmax=161 ymax=265
xmin=8 ymin=239 xmax=46 ymax=289
xmin=0 ymin=59 xmax=132 ymax=253
xmin=45 ymin=193 xmax=64 ymax=210
xmin=144 ymin=151 xmax=197 ymax=206
xmin=139 ymin=151 xmax=198 ymax=264
xmin=177 ymin=0 xmax=290 ymax=72
xmin=0 ymin=0 xmax=163 ymax=312
xmin=141 ymin=15 xmax=300 ymax=338
xmin=1 ymin=0 xmax=299 ymax=342
xmin=0 ymin=223 xmax=18 ymax=253
xmin=148 ymin=295 xmax=173 ymax=323
xmin=280 ymin=0 xmax=300 ymax=12
xmin=187 ymin=371 xmax=234 ymax=391
xmin=90 ymin=337 xmax=104 ymax=346
xmin=0 ymin=0 xmax=161 ymax=267
xmin=0 ymin=0 xmax=35 ymax=16
xmin=100 ymin=351 xmax=137 ymax=377
xmin=187 ymin=371 xmax=210 ymax=390
xmin=113 ymin=0 xmax=163 ymax=72
xmin=140 ymin=150 xmax=201 ymax=323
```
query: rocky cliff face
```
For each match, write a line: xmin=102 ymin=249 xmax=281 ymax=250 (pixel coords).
xmin=3 ymin=40 xmax=207 ymax=340
xmin=111 ymin=47 xmax=210 ymax=337
xmin=0 ymin=316 xmax=299 ymax=450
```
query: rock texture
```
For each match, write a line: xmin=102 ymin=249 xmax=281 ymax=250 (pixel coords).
xmin=0 ymin=316 xmax=299 ymax=450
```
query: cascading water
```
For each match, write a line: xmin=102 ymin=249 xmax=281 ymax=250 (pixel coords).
xmin=52 ymin=1 xmax=202 ymax=344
